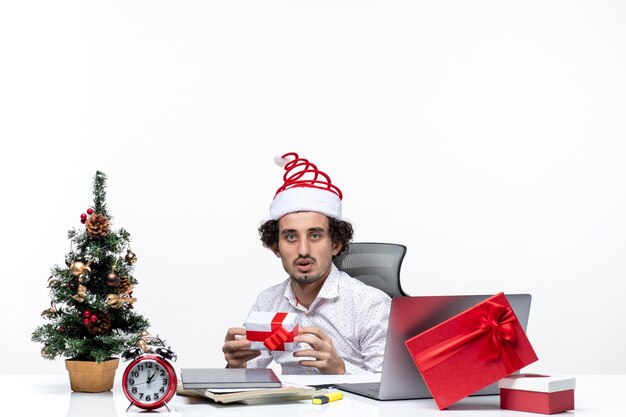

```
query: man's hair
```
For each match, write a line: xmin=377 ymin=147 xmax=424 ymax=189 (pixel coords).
xmin=258 ymin=215 xmax=353 ymax=258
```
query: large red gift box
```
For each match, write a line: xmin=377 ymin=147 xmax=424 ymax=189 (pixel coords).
xmin=245 ymin=311 xmax=300 ymax=351
xmin=499 ymin=373 xmax=576 ymax=414
xmin=404 ymin=292 xmax=538 ymax=410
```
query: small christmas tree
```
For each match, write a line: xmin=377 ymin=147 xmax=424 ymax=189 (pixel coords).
xmin=32 ymin=171 xmax=150 ymax=362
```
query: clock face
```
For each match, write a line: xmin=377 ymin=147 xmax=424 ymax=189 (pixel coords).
xmin=122 ymin=355 xmax=176 ymax=410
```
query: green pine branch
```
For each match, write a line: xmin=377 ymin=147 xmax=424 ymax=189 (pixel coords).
xmin=92 ymin=170 xmax=109 ymax=217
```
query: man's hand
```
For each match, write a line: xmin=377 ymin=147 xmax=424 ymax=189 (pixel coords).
xmin=222 ymin=327 xmax=261 ymax=368
xmin=293 ymin=326 xmax=345 ymax=374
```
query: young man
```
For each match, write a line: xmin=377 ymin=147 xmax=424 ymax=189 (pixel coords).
xmin=222 ymin=152 xmax=391 ymax=374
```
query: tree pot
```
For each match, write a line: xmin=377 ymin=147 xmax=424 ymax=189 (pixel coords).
xmin=65 ymin=358 xmax=119 ymax=392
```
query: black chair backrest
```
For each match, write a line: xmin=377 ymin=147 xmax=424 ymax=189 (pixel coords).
xmin=333 ymin=242 xmax=408 ymax=298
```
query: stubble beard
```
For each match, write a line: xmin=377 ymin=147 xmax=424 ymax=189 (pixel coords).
xmin=290 ymin=273 xmax=323 ymax=284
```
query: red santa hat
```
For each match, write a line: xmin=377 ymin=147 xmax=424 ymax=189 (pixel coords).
xmin=269 ymin=152 xmax=343 ymax=221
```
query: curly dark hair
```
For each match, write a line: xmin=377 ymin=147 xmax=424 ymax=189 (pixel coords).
xmin=258 ymin=215 xmax=353 ymax=258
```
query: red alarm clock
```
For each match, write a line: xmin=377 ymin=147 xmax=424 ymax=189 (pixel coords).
xmin=122 ymin=334 xmax=177 ymax=411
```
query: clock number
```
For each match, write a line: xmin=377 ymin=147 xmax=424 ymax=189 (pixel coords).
xmin=132 ymin=387 xmax=137 ymax=394
xmin=154 ymin=393 xmax=160 ymax=400
xmin=129 ymin=378 xmax=135 ymax=385
xmin=146 ymin=395 xmax=151 ymax=401
xmin=132 ymin=371 xmax=139 ymax=378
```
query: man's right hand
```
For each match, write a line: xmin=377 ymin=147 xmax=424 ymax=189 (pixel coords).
xmin=222 ymin=327 xmax=261 ymax=368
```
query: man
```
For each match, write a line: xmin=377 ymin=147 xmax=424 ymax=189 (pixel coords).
xmin=222 ymin=152 xmax=391 ymax=374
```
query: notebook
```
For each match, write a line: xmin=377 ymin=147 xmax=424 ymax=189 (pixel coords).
xmin=336 ymin=293 xmax=533 ymax=400
xmin=180 ymin=368 xmax=282 ymax=389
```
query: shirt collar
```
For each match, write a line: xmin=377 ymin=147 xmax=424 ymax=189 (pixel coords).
xmin=317 ymin=263 xmax=341 ymax=300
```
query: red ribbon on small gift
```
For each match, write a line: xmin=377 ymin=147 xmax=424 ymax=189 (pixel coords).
xmin=247 ymin=312 xmax=296 ymax=351
xmin=412 ymin=300 xmax=524 ymax=374
xmin=264 ymin=325 xmax=290 ymax=350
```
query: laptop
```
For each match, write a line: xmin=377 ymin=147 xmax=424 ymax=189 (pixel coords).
xmin=336 ymin=293 xmax=532 ymax=400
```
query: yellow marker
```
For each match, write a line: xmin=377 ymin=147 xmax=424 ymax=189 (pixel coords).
xmin=312 ymin=391 xmax=344 ymax=404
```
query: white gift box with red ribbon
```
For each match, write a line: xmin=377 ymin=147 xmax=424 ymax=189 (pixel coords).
xmin=499 ymin=373 xmax=576 ymax=414
xmin=244 ymin=311 xmax=300 ymax=351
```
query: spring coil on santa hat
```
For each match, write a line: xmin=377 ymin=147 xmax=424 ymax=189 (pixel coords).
xmin=269 ymin=152 xmax=343 ymax=221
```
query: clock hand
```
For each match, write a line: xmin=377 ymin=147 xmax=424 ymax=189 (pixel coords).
xmin=147 ymin=371 xmax=156 ymax=384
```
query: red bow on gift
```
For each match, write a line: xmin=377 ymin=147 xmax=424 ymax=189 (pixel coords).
xmin=247 ymin=312 xmax=296 ymax=351
xmin=413 ymin=300 xmax=524 ymax=374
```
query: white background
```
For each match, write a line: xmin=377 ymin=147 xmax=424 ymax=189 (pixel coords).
xmin=1 ymin=1 xmax=624 ymax=375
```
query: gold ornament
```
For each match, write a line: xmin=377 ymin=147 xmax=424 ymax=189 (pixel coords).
xmin=70 ymin=259 xmax=93 ymax=277
xmin=137 ymin=331 xmax=151 ymax=351
xmin=70 ymin=260 xmax=92 ymax=302
xmin=125 ymin=249 xmax=137 ymax=265
xmin=106 ymin=293 xmax=137 ymax=309
xmin=40 ymin=301 xmax=58 ymax=318
xmin=47 ymin=275 xmax=60 ymax=288
xmin=72 ymin=284 xmax=87 ymax=302
xmin=41 ymin=346 xmax=54 ymax=359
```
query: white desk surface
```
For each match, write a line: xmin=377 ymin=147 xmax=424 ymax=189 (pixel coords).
xmin=2 ymin=374 xmax=623 ymax=417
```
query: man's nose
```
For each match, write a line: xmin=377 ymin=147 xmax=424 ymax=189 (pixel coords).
xmin=298 ymin=239 xmax=310 ymax=256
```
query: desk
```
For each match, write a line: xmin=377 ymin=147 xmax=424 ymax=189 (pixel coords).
xmin=2 ymin=374 xmax=622 ymax=416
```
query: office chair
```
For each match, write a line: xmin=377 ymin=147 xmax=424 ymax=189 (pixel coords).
xmin=333 ymin=242 xmax=408 ymax=298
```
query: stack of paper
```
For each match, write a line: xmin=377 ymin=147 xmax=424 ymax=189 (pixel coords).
xmin=177 ymin=368 xmax=316 ymax=405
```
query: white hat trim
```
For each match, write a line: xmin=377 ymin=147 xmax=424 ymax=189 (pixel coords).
xmin=269 ymin=187 xmax=342 ymax=220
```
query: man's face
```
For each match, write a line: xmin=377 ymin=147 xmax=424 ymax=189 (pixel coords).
xmin=273 ymin=211 xmax=342 ymax=284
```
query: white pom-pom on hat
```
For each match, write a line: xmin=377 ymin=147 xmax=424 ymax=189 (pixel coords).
xmin=274 ymin=154 xmax=291 ymax=168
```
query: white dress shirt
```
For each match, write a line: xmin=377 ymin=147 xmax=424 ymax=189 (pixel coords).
xmin=246 ymin=264 xmax=391 ymax=375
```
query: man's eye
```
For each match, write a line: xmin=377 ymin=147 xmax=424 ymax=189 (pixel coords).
xmin=286 ymin=234 xmax=297 ymax=241
xmin=310 ymin=233 xmax=321 ymax=240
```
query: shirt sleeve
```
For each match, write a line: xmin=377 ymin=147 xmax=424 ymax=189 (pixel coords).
xmin=355 ymin=290 xmax=391 ymax=374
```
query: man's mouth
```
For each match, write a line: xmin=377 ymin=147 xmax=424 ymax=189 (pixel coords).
xmin=295 ymin=258 xmax=313 ymax=273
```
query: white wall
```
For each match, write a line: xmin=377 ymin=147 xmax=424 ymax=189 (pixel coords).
xmin=1 ymin=1 xmax=624 ymax=375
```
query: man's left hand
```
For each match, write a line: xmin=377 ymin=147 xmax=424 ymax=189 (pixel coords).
xmin=293 ymin=326 xmax=346 ymax=374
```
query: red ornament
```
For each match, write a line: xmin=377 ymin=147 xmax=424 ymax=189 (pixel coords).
xmin=80 ymin=213 xmax=87 ymax=220
xmin=80 ymin=218 xmax=86 ymax=224
xmin=83 ymin=310 xmax=91 ymax=318
xmin=90 ymin=314 xmax=98 ymax=323
xmin=87 ymin=208 xmax=94 ymax=215
xmin=59 ymin=326 xmax=66 ymax=334
xmin=83 ymin=318 xmax=90 ymax=325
